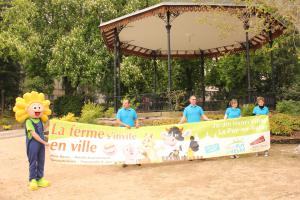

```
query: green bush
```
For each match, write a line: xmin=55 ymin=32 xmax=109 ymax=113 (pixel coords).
xmin=104 ymin=107 xmax=114 ymax=118
xmin=167 ymin=90 xmax=186 ymax=111
xmin=270 ymin=113 xmax=300 ymax=136
xmin=241 ymin=104 xmax=255 ymax=116
xmin=53 ymin=95 xmax=84 ymax=117
xmin=60 ymin=113 xmax=78 ymax=122
xmin=206 ymin=113 xmax=224 ymax=120
xmin=79 ymin=102 xmax=104 ymax=124
xmin=2 ymin=125 xmax=12 ymax=130
xmin=276 ymin=100 xmax=300 ymax=115
xmin=0 ymin=117 xmax=13 ymax=125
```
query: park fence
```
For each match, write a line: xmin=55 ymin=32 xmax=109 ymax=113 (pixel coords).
xmin=104 ymin=91 xmax=276 ymax=112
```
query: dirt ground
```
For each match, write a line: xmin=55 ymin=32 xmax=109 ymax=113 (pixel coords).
xmin=0 ymin=136 xmax=299 ymax=200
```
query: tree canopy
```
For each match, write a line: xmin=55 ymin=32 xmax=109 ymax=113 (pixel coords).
xmin=0 ymin=0 xmax=299 ymax=111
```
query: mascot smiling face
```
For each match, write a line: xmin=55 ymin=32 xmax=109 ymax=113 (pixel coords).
xmin=27 ymin=103 xmax=44 ymax=119
xmin=13 ymin=91 xmax=52 ymax=123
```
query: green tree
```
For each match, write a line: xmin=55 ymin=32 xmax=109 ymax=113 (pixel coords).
xmin=0 ymin=58 xmax=21 ymax=109
xmin=1 ymin=0 xmax=117 ymax=97
xmin=120 ymin=57 xmax=153 ymax=95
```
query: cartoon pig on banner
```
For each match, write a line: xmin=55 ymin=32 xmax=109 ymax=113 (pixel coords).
xmin=123 ymin=143 xmax=139 ymax=164
xmin=161 ymin=126 xmax=191 ymax=160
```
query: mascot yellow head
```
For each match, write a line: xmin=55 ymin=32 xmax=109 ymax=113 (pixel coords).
xmin=13 ymin=91 xmax=52 ymax=123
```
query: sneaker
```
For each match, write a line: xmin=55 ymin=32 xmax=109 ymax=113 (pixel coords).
xmin=230 ymin=155 xmax=239 ymax=159
xmin=264 ymin=151 xmax=269 ymax=157
xmin=37 ymin=178 xmax=50 ymax=188
xmin=29 ymin=179 xmax=38 ymax=190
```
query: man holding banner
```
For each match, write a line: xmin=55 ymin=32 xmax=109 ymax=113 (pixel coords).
xmin=179 ymin=95 xmax=210 ymax=124
xmin=116 ymin=99 xmax=139 ymax=128
xmin=116 ymin=99 xmax=140 ymax=167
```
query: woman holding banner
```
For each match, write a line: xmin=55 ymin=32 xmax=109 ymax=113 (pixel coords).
xmin=224 ymin=99 xmax=241 ymax=159
xmin=253 ymin=97 xmax=269 ymax=157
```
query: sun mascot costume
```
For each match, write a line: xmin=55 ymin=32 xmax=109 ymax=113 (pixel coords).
xmin=13 ymin=91 xmax=52 ymax=190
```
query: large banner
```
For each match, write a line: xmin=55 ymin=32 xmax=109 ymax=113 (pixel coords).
xmin=48 ymin=115 xmax=270 ymax=165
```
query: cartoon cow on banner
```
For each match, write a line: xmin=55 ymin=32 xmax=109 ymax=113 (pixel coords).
xmin=161 ymin=126 xmax=191 ymax=160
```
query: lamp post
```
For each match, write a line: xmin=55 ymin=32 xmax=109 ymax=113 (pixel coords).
xmin=243 ymin=14 xmax=252 ymax=103
xmin=166 ymin=11 xmax=172 ymax=110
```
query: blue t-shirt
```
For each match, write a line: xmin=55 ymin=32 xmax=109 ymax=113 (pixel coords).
xmin=183 ymin=104 xmax=204 ymax=123
xmin=225 ymin=107 xmax=241 ymax=119
xmin=116 ymin=108 xmax=137 ymax=127
xmin=253 ymin=106 xmax=269 ymax=115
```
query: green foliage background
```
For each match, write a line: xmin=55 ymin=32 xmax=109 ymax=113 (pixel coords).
xmin=0 ymin=0 xmax=299 ymax=112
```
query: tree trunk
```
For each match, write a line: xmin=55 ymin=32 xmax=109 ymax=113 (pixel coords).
xmin=63 ymin=77 xmax=76 ymax=96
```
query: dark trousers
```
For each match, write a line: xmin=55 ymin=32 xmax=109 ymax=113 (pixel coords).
xmin=27 ymin=140 xmax=45 ymax=181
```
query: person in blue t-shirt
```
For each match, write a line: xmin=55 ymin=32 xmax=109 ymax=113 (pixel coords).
xmin=253 ymin=96 xmax=269 ymax=116
xmin=116 ymin=99 xmax=139 ymax=128
xmin=179 ymin=95 xmax=210 ymax=124
xmin=224 ymin=99 xmax=241 ymax=119
xmin=116 ymin=99 xmax=140 ymax=168
xmin=224 ymin=99 xmax=241 ymax=159
xmin=253 ymin=96 xmax=270 ymax=157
